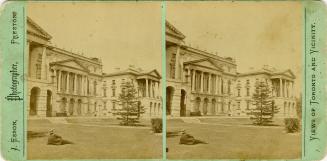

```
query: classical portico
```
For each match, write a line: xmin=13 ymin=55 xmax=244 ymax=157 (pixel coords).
xmin=270 ymin=72 xmax=296 ymax=117
xmin=49 ymin=59 xmax=101 ymax=116
xmin=183 ymin=58 xmax=234 ymax=116
xmin=136 ymin=70 xmax=162 ymax=117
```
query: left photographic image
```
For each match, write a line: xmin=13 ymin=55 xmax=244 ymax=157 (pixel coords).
xmin=26 ymin=2 xmax=163 ymax=159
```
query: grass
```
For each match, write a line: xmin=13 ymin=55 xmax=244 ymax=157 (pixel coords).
xmin=167 ymin=118 xmax=301 ymax=159
xmin=27 ymin=119 xmax=162 ymax=159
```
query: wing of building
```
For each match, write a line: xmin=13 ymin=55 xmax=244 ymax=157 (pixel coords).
xmin=27 ymin=17 xmax=162 ymax=118
xmin=166 ymin=21 xmax=297 ymax=118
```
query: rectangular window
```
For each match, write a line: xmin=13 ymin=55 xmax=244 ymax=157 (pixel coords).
xmin=246 ymin=101 xmax=250 ymax=110
xmin=237 ymin=102 xmax=241 ymax=110
xmin=103 ymin=88 xmax=107 ymax=97
xmin=35 ymin=64 xmax=41 ymax=79
xmin=94 ymin=81 xmax=97 ymax=96
xmin=112 ymin=88 xmax=115 ymax=97
xmin=246 ymin=88 xmax=250 ymax=96
xmin=237 ymin=89 xmax=241 ymax=97
xmin=112 ymin=102 xmax=116 ymax=110
xmin=112 ymin=80 xmax=115 ymax=85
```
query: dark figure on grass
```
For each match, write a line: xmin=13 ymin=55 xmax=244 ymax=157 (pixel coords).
xmin=179 ymin=129 xmax=207 ymax=145
xmin=47 ymin=129 xmax=73 ymax=145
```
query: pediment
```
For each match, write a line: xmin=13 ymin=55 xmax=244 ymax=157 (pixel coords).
xmin=281 ymin=70 xmax=296 ymax=78
xmin=272 ymin=69 xmax=296 ymax=79
xmin=166 ymin=21 xmax=185 ymax=39
xmin=184 ymin=58 xmax=223 ymax=71
xmin=27 ymin=17 xmax=52 ymax=40
xmin=51 ymin=59 xmax=89 ymax=72
xmin=147 ymin=70 xmax=161 ymax=79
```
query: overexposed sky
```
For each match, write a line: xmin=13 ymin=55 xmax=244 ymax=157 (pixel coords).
xmin=167 ymin=1 xmax=302 ymax=94
xmin=28 ymin=2 xmax=162 ymax=74
xmin=28 ymin=1 xmax=303 ymax=94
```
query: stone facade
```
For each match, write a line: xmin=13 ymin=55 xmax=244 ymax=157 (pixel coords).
xmin=236 ymin=66 xmax=297 ymax=118
xmin=27 ymin=17 xmax=162 ymax=118
xmin=103 ymin=67 xmax=162 ymax=118
xmin=166 ymin=21 xmax=297 ymax=118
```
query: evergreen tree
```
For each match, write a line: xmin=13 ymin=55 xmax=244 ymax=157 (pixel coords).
xmin=250 ymin=80 xmax=279 ymax=125
xmin=112 ymin=81 xmax=145 ymax=126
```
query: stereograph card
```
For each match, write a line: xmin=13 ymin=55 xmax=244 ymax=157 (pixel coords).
xmin=0 ymin=1 xmax=326 ymax=161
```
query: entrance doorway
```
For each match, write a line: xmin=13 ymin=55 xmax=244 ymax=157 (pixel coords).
xmin=29 ymin=87 xmax=40 ymax=116
xmin=166 ymin=86 xmax=174 ymax=115
xmin=180 ymin=90 xmax=186 ymax=116
xmin=46 ymin=90 xmax=52 ymax=117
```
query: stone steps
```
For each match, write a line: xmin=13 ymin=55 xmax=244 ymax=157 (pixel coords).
xmin=47 ymin=117 xmax=68 ymax=124
xmin=180 ymin=118 xmax=201 ymax=124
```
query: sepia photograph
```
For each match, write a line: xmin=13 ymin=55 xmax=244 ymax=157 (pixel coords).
xmin=26 ymin=2 xmax=162 ymax=159
xmin=165 ymin=1 xmax=302 ymax=159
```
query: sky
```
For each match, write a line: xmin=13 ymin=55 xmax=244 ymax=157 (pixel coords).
xmin=167 ymin=1 xmax=303 ymax=94
xmin=28 ymin=2 xmax=162 ymax=74
xmin=28 ymin=1 xmax=303 ymax=94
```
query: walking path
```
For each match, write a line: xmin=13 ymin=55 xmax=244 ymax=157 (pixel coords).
xmin=30 ymin=117 xmax=151 ymax=130
xmin=178 ymin=117 xmax=284 ymax=129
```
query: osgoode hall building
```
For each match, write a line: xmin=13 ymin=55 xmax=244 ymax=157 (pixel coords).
xmin=166 ymin=21 xmax=297 ymax=118
xmin=27 ymin=17 xmax=162 ymax=118
xmin=27 ymin=17 xmax=297 ymax=119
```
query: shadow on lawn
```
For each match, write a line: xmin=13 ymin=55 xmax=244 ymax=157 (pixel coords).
xmin=244 ymin=123 xmax=281 ymax=127
xmin=167 ymin=131 xmax=180 ymax=138
xmin=27 ymin=131 xmax=47 ymax=140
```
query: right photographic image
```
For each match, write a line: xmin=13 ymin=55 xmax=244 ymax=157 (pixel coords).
xmin=165 ymin=1 xmax=302 ymax=159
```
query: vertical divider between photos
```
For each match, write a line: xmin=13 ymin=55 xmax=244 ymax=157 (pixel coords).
xmin=161 ymin=1 xmax=167 ymax=160
xmin=23 ymin=2 xmax=28 ymax=160
xmin=302 ymin=2 xmax=306 ymax=159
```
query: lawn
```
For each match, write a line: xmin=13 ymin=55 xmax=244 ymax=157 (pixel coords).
xmin=27 ymin=119 xmax=162 ymax=160
xmin=167 ymin=118 xmax=301 ymax=159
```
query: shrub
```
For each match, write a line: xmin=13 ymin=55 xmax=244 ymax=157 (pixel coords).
xmin=151 ymin=118 xmax=162 ymax=133
xmin=190 ymin=111 xmax=201 ymax=116
xmin=284 ymin=118 xmax=300 ymax=133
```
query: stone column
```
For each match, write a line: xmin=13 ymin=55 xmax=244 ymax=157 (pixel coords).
xmin=200 ymin=72 xmax=204 ymax=93
xmin=153 ymin=81 xmax=155 ymax=98
xmin=215 ymin=75 xmax=219 ymax=95
xmin=80 ymin=75 xmax=83 ymax=95
xmin=85 ymin=76 xmax=88 ymax=96
xmin=175 ymin=45 xmax=181 ymax=79
xmin=153 ymin=81 xmax=156 ymax=98
xmin=145 ymin=78 xmax=149 ymax=97
xmin=66 ymin=72 xmax=70 ymax=93
xmin=192 ymin=69 xmax=196 ymax=92
xmin=187 ymin=68 xmax=191 ymax=83
xmin=283 ymin=79 xmax=286 ymax=97
xmin=208 ymin=74 xmax=211 ymax=94
xmin=150 ymin=80 xmax=153 ymax=98
xmin=58 ymin=70 xmax=62 ymax=92
xmin=41 ymin=46 xmax=47 ymax=80
xmin=152 ymin=81 xmax=155 ymax=98
xmin=221 ymin=78 xmax=224 ymax=94
xmin=287 ymin=81 xmax=290 ymax=98
xmin=53 ymin=69 xmax=57 ymax=87
xmin=157 ymin=81 xmax=160 ymax=98
xmin=74 ymin=74 xmax=77 ymax=95
xmin=279 ymin=78 xmax=282 ymax=97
